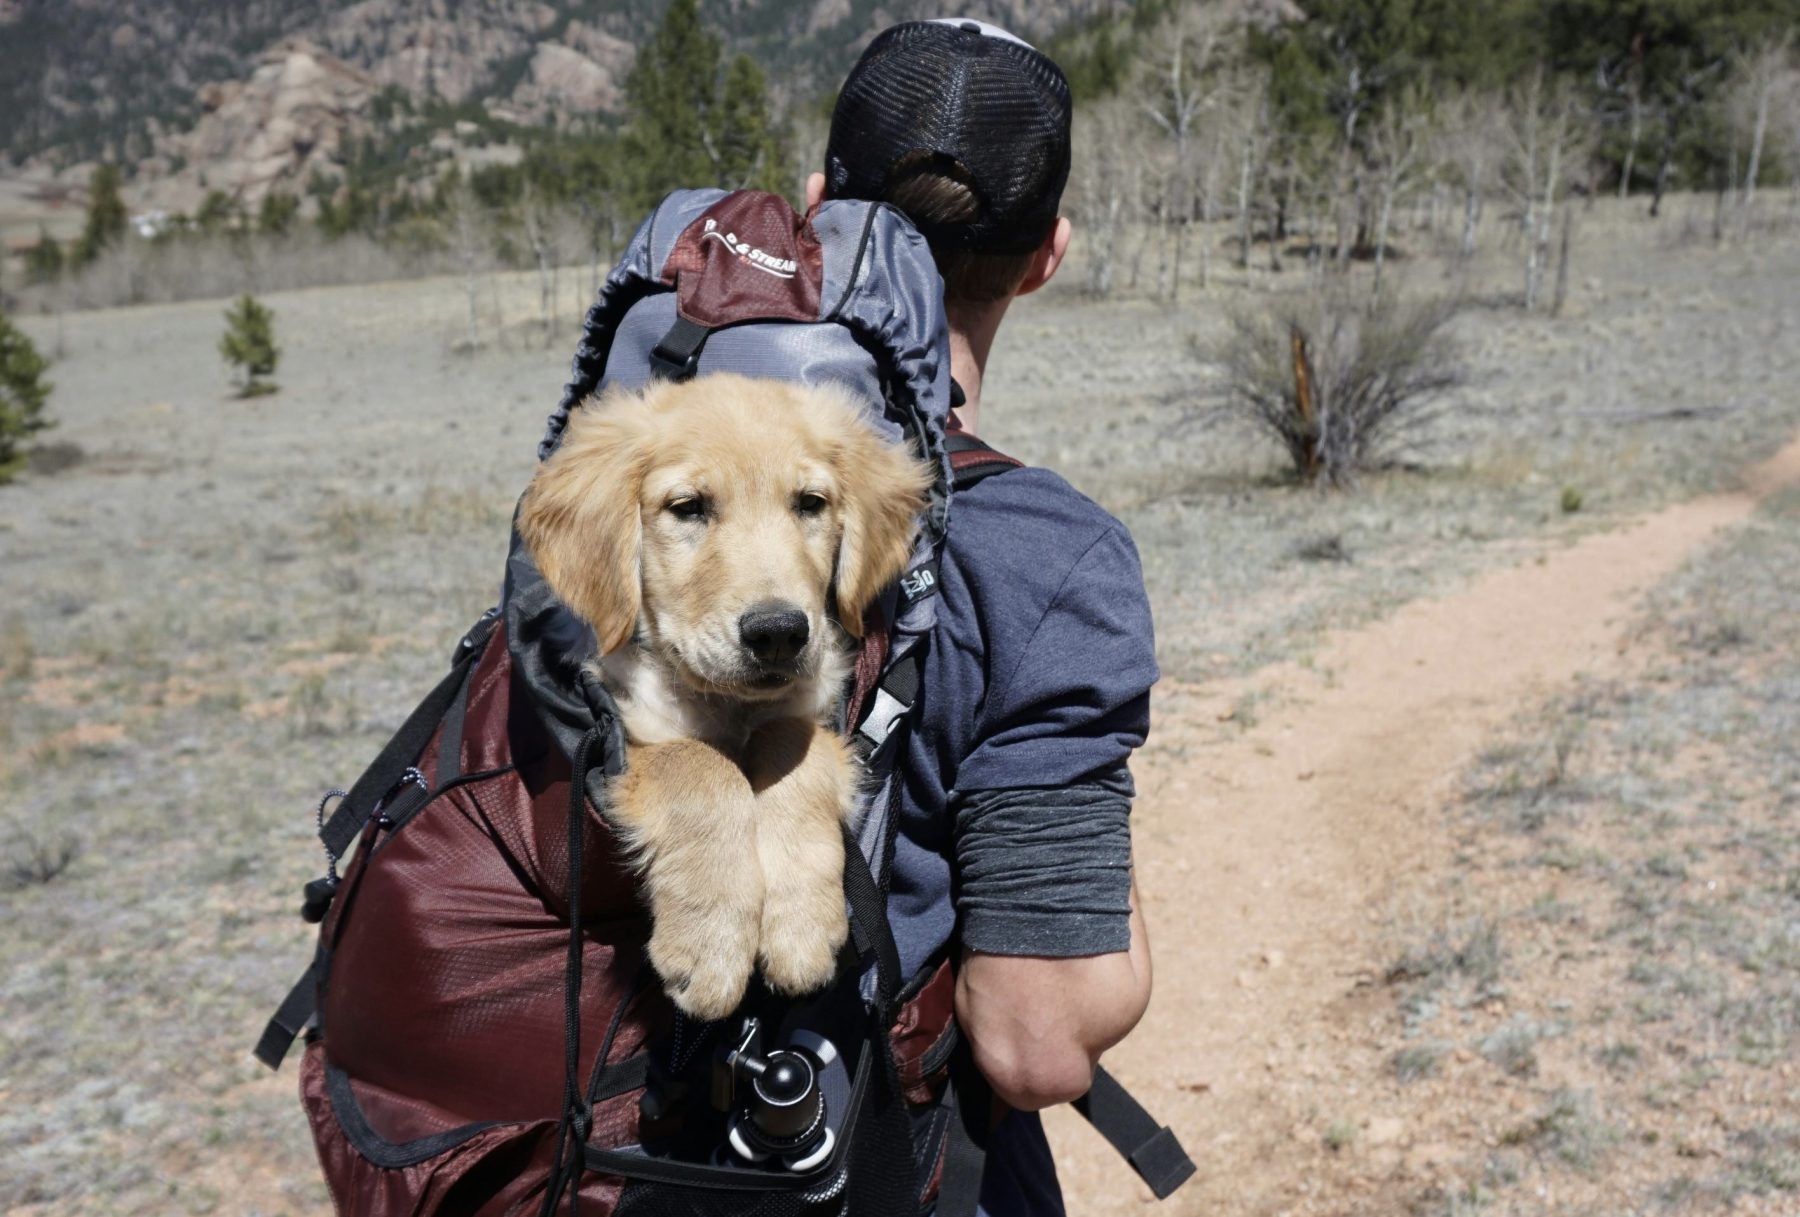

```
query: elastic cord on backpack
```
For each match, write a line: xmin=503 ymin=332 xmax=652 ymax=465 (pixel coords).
xmin=542 ymin=723 xmax=604 ymax=1217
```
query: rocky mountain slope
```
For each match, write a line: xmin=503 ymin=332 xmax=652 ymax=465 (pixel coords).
xmin=0 ymin=0 xmax=1123 ymax=173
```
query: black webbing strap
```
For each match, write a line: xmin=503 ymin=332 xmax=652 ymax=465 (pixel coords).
xmin=253 ymin=944 xmax=325 ymax=1070
xmin=1073 ymin=1066 xmax=1196 ymax=1200
xmin=841 ymin=823 xmax=902 ymax=1002
xmin=542 ymin=724 xmax=606 ymax=1217
xmin=319 ymin=616 xmax=494 ymax=861
xmin=933 ymin=1054 xmax=992 ymax=1217
xmin=435 ymin=655 xmax=477 ymax=788
xmin=649 ymin=316 xmax=712 ymax=381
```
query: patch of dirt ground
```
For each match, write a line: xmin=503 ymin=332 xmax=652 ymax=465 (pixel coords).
xmin=1047 ymin=438 xmax=1800 ymax=1214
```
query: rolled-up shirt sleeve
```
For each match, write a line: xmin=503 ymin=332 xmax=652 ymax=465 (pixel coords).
xmin=953 ymin=765 xmax=1136 ymax=956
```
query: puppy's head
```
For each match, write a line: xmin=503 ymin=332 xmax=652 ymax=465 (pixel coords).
xmin=518 ymin=373 xmax=931 ymax=699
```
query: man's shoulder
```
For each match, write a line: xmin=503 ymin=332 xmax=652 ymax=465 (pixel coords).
xmin=947 ymin=461 xmax=1132 ymax=560
xmin=939 ymin=460 xmax=1148 ymax=633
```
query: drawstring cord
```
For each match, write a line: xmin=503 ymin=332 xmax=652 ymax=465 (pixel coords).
xmin=541 ymin=723 xmax=604 ymax=1217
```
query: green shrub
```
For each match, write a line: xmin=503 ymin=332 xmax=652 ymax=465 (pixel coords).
xmin=0 ymin=313 xmax=54 ymax=483
xmin=219 ymin=293 xmax=280 ymax=396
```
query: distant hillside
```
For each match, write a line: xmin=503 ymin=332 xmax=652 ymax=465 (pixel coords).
xmin=0 ymin=0 xmax=1125 ymax=171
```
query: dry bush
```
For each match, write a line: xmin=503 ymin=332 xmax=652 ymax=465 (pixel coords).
xmin=4 ymin=820 xmax=81 ymax=890
xmin=1201 ymin=290 xmax=1463 ymax=486
xmin=26 ymin=440 xmax=85 ymax=476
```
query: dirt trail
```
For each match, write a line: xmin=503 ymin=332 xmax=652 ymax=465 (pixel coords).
xmin=1045 ymin=433 xmax=1800 ymax=1215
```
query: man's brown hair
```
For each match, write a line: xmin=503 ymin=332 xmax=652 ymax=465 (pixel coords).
xmin=884 ymin=154 xmax=1038 ymax=308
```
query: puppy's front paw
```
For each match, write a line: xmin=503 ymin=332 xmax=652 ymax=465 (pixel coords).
xmin=758 ymin=886 xmax=848 ymax=997
xmin=648 ymin=897 xmax=761 ymax=1021
xmin=742 ymin=718 xmax=858 ymax=998
xmin=756 ymin=900 xmax=846 ymax=993
xmin=611 ymin=738 xmax=763 ymax=1021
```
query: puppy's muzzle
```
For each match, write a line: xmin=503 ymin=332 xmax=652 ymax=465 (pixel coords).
xmin=739 ymin=602 xmax=810 ymax=675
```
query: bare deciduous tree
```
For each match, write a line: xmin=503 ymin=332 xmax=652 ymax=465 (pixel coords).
xmin=1650 ymin=56 xmax=1723 ymax=218
xmin=1366 ymin=87 xmax=1432 ymax=297
xmin=1071 ymin=98 xmax=1146 ymax=298
xmin=1230 ymin=66 xmax=1274 ymax=275
xmin=1597 ymin=41 xmax=1647 ymax=199
xmin=1141 ymin=17 xmax=1227 ymax=300
xmin=1729 ymin=31 xmax=1798 ymax=222
xmin=441 ymin=174 xmax=486 ymax=351
xmin=1503 ymin=69 xmax=1585 ymax=311
xmin=1438 ymin=90 xmax=1508 ymax=261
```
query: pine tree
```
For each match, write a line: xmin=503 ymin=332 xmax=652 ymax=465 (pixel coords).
xmin=74 ymin=163 xmax=128 ymax=266
xmin=715 ymin=54 xmax=789 ymax=194
xmin=0 ymin=313 xmax=54 ymax=484
xmin=219 ymin=294 xmax=280 ymax=397
xmin=257 ymin=191 xmax=301 ymax=236
xmin=622 ymin=0 xmax=724 ymax=208
xmin=25 ymin=227 xmax=64 ymax=285
xmin=196 ymin=189 xmax=242 ymax=236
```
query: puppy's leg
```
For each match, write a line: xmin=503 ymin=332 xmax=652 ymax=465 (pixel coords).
xmin=607 ymin=739 xmax=762 ymax=1021
xmin=742 ymin=719 xmax=856 ymax=996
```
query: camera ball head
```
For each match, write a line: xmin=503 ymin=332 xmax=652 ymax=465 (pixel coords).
xmin=715 ymin=1017 xmax=835 ymax=1172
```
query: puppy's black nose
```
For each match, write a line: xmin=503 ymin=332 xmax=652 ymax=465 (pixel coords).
xmin=739 ymin=603 xmax=810 ymax=667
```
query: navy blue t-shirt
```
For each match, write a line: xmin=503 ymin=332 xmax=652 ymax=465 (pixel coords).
xmin=886 ymin=462 xmax=1158 ymax=1215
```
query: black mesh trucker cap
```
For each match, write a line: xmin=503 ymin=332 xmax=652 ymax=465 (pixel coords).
xmin=825 ymin=19 xmax=1073 ymax=256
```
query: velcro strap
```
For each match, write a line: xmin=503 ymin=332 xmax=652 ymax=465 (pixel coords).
xmin=1073 ymin=1066 xmax=1196 ymax=1200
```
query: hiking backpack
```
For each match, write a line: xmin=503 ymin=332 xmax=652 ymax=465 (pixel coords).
xmin=256 ymin=188 xmax=1193 ymax=1216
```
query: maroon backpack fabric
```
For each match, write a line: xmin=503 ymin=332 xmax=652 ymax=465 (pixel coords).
xmin=298 ymin=623 xmax=657 ymax=1214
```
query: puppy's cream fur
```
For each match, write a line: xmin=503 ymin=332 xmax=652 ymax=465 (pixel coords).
xmin=519 ymin=373 xmax=930 ymax=1018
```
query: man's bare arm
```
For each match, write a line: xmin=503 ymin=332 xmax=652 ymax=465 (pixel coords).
xmin=952 ymin=877 xmax=1152 ymax=1111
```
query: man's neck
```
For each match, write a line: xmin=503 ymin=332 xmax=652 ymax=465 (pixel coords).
xmin=946 ymin=298 xmax=1011 ymax=437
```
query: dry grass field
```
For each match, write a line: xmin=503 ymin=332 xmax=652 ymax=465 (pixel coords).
xmin=2 ymin=197 xmax=1798 ymax=1215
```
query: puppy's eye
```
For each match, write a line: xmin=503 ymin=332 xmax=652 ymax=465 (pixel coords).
xmin=796 ymin=492 xmax=828 ymax=517
xmin=666 ymin=496 xmax=708 ymax=521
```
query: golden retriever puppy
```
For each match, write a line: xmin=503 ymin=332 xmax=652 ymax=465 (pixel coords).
xmin=518 ymin=373 xmax=931 ymax=1019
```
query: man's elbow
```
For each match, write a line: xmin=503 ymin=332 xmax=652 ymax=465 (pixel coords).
xmin=970 ymin=1035 xmax=1097 ymax=1111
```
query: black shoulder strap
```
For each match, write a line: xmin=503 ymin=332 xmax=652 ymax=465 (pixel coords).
xmin=318 ymin=611 xmax=498 ymax=861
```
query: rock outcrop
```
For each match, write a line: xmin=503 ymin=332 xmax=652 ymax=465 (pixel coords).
xmin=510 ymin=27 xmax=634 ymax=119
xmin=151 ymin=41 xmax=377 ymax=210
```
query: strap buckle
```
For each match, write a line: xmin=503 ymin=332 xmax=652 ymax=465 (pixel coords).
xmin=650 ymin=316 xmax=712 ymax=382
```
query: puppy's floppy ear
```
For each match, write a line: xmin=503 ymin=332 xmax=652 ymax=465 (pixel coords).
xmin=832 ymin=418 xmax=933 ymax=639
xmin=518 ymin=389 xmax=651 ymax=655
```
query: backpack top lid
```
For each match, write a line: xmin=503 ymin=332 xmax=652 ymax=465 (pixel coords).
xmin=537 ymin=187 xmax=955 ymax=492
